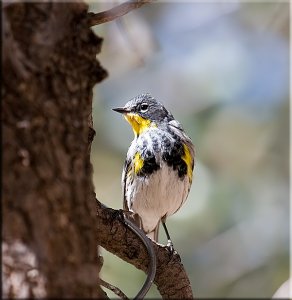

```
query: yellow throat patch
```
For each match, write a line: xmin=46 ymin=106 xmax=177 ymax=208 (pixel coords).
xmin=124 ymin=113 xmax=155 ymax=136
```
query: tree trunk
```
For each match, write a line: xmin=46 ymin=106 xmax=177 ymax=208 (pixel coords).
xmin=2 ymin=2 xmax=107 ymax=298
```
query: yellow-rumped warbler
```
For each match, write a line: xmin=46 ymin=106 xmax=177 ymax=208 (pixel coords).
xmin=113 ymin=93 xmax=194 ymax=249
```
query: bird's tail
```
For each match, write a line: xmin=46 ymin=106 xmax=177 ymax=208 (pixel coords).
xmin=146 ymin=222 xmax=160 ymax=242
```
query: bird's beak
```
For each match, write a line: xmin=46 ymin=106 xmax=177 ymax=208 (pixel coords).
xmin=112 ymin=107 xmax=131 ymax=114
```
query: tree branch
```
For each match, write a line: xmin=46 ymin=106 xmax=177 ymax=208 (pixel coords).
xmin=88 ymin=0 xmax=154 ymax=27
xmin=100 ymin=278 xmax=129 ymax=300
xmin=96 ymin=199 xmax=194 ymax=299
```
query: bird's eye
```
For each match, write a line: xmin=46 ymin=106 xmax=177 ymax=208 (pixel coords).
xmin=140 ymin=103 xmax=149 ymax=112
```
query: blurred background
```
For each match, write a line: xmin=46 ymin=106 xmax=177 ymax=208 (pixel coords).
xmin=88 ymin=1 xmax=289 ymax=298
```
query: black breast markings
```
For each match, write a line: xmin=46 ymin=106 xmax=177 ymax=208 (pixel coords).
xmin=135 ymin=150 xmax=160 ymax=177
xmin=162 ymin=137 xmax=187 ymax=179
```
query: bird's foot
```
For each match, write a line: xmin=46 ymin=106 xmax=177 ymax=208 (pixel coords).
xmin=166 ymin=239 xmax=175 ymax=254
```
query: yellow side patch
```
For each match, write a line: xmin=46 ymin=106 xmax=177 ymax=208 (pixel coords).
xmin=182 ymin=144 xmax=193 ymax=181
xmin=124 ymin=113 xmax=155 ymax=136
xmin=134 ymin=152 xmax=144 ymax=174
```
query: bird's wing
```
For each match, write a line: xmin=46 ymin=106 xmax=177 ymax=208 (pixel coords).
xmin=168 ymin=120 xmax=195 ymax=166
xmin=122 ymin=157 xmax=131 ymax=211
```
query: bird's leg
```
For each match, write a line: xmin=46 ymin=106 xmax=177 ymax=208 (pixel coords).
xmin=162 ymin=220 xmax=174 ymax=253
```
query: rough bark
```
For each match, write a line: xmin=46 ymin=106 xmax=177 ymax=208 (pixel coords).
xmin=2 ymin=2 xmax=107 ymax=298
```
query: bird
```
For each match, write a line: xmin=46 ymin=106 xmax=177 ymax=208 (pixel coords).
xmin=113 ymin=93 xmax=194 ymax=250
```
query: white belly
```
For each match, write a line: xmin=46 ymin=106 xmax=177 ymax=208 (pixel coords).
xmin=126 ymin=163 xmax=190 ymax=233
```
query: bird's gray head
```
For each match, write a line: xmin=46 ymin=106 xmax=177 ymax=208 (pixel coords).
xmin=113 ymin=93 xmax=174 ymax=125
